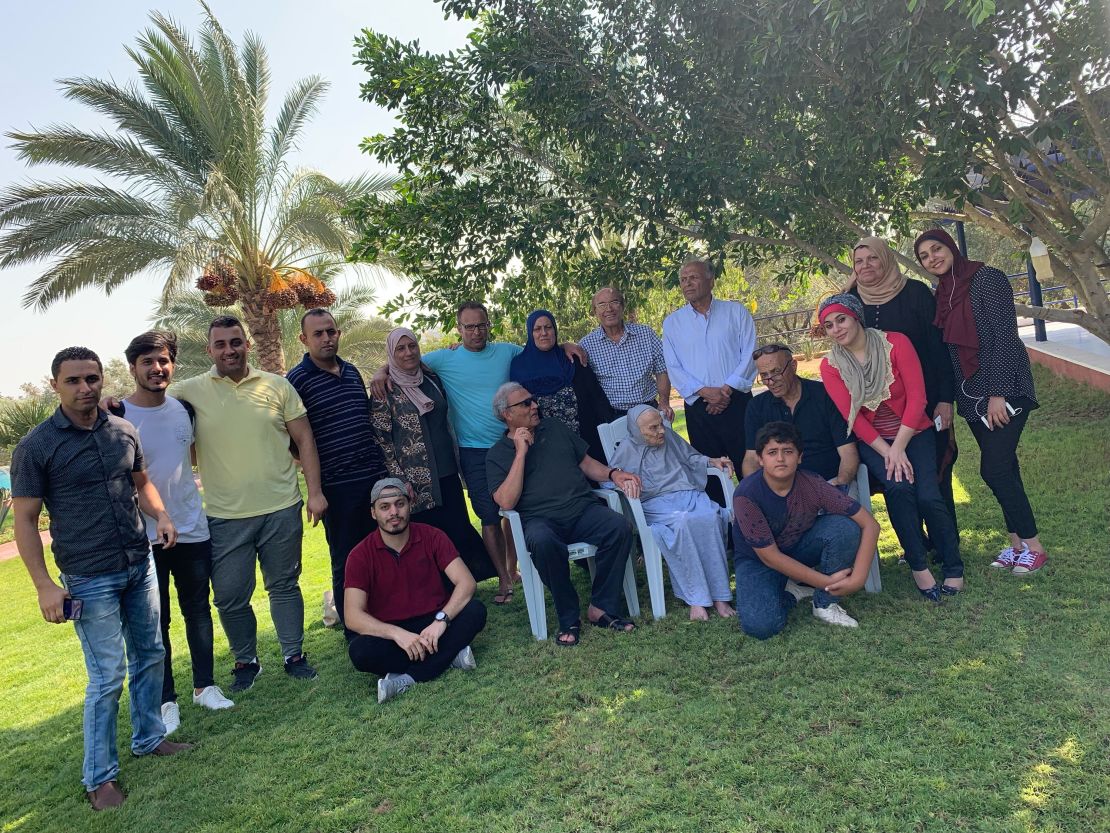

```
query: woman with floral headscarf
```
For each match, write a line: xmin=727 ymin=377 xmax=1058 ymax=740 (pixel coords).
xmin=818 ymin=293 xmax=964 ymax=600
xmin=509 ymin=309 xmax=614 ymax=461
xmin=914 ymin=228 xmax=1047 ymax=574
xmin=370 ymin=327 xmax=496 ymax=585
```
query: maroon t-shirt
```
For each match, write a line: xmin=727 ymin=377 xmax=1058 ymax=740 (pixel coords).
xmin=344 ymin=523 xmax=459 ymax=622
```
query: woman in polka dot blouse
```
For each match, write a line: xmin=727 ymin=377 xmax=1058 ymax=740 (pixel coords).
xmin=914 ymin=228 xmax=1048 ymax=575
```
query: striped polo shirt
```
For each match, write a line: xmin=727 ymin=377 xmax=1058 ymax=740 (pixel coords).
xmin=286 ymin=354 xmax=386 ymax=488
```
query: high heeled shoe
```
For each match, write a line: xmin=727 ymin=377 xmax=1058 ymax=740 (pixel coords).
xmin=917 ymin=584 xmax=943 ymax=603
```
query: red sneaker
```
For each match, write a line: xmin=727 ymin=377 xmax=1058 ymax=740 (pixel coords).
xmin=990 ymin=544 xmax=1023 ymax=570
xmin=1011 ymin=548 xmax=1047 ymax=574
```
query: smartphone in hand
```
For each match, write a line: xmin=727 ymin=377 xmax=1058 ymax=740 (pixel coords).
xmin=63 ymin=598 xmax=83 ymax=621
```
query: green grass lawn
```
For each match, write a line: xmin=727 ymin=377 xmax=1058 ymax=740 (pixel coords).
xmin=2 ymin=366 xmax=1108 ymax=832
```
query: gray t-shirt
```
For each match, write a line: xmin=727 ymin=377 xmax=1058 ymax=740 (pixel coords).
xmin=122 ymin=398 xmax=209 ymax=544
xmin=486 ymin=418 xmax=596 ymax=526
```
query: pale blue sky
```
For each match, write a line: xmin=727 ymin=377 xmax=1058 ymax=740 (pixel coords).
xmin=0 ymin=1 xmax=472 ymax=394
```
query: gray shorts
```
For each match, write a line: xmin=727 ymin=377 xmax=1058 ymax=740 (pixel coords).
xmin=457 ymin=446 xmax=500 ymax=526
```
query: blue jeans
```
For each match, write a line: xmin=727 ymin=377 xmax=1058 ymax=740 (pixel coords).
xmin=734 ymin=515 xmax=860 ymax=640
xmin=857 ymin=432 xmax=963 ymax=578
xmin=62 ymin=555 xmax=166 ymax=790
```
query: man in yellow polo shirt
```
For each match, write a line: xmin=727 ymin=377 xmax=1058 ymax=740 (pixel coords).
xmin=174 ymin=316 xmax=328 ymax=692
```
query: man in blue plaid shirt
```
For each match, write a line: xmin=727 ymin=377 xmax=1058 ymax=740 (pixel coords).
xmin=579 ymin=287 xmax=674 ymax=421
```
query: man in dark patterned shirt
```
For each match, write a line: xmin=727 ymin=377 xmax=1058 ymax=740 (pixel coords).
xmin=10 ymin=347 xmax=192 ymax=811
xmin=732 ymin=422 xmax=879 ymax=639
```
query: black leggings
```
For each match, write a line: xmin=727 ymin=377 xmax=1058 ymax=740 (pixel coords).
xmin=966 ymin=410 xmax=1038 ymax=539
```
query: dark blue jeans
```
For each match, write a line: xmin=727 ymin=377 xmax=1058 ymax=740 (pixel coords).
xmin=522 ymin=503 xmax=633 ymax=630
xmin=734 ymin=515 xmax=860 ymax=640
xmin=858 ymin=432 xmax=963 ymax=578
xmin=153 ymin=540 xmax=215 ymax=702
xmin=61 ymin=555 xmax=166 ymax=790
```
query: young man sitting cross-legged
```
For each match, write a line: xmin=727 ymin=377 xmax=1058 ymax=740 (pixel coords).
xmin=344 ymin=478 xmax=488 ymax=703
xmin=733 ymin=422 xmax=880 ymax=638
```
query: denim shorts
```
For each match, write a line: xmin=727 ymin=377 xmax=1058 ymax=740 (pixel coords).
xmin=457 ymin=446 xmax=500 ymax=526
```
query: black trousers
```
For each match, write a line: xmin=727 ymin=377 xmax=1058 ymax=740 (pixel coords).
xmin=966 ymin=410 xmax=1038 ymax=539
xmin=684 ymin=392 xmax=751 ymax=504
xmin=414 ymin=475 xmax=497 ymax=583
xmin=522 ymin=503 xmax=633 ymax=630
xmin=347 ymin=598 xmax=487 ymax=682
xmin=611 ymin=400 xmax=659 ymax=418
xmin=322 ymin=478 xmax=380 ymax=628
xmin=153 ymin=540 xmax=216 ymax=702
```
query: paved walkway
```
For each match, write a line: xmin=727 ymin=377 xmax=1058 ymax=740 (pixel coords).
xmin=1019 ymin=320 xmax=1110 ymax=393
xmin=0 ymin=530 xmax=49 ymax=562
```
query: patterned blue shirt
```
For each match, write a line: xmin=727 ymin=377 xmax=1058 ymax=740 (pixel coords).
xmin=286 ymin=354 xmax=386 ymax=488
xmin=579 ymin=322 xmax=667 ymax=410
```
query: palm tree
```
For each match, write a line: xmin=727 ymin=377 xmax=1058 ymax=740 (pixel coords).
xmin=0 ymin=3 xmax=398 ymax=372
xmin=152 ymin=280 xmax=394 ymax=381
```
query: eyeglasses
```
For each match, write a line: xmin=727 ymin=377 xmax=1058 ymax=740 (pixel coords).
xmin=461 ymin=322 xmax=490 ymax=332
xmin=508 ymin=397 xmax=537 ymax=409
xmin=594 ymin=300 xmax=623 ymax=310
xmin=758 ymin=370 xmax=788 ymax=385
xmin=752 ymin=343 xmax=791 ymax=360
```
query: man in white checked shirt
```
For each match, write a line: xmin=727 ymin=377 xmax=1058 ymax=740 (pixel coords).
xmin=579 ymin=287 xmax=674 ymax=421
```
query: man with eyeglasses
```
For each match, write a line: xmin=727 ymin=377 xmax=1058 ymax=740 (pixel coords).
xmin=579 ymin=287 xmax=674 ymax=421
xmin=486 ymin=382 xmax=640 ymax=645
xmin=741 ymin=344 xmax=859 ymax=489
xmin=662 ymin=257 xmax=757 ymax=502
xmin=371 ymin=301 xmax=587 ymax=607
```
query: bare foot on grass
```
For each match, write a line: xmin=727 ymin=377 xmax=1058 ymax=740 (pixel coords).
xmin=713 ymin=600 xmax=736 ymax=618
xmin=689 ymin=605 xmax=710 ymax=621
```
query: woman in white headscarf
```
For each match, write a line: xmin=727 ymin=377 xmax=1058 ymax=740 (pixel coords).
xmin=608 ymin=405 xmax=735 ymax=620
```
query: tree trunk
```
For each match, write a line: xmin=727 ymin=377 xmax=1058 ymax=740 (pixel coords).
xmin=240 ymin=284 xmax=286 ymax=373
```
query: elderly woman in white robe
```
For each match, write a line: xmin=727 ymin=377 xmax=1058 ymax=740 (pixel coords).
xmin=610 ymin=405 xmax=736 ymax=621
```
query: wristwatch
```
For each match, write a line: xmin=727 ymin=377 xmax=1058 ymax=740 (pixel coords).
xmin=607 ymin=466 xmax=622 ymax=480
xmin=434 ymin=611 xmax=451 ymax=627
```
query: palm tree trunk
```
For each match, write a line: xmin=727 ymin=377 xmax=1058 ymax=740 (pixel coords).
xmin=240 ymin=284 xmax=286 ymax=373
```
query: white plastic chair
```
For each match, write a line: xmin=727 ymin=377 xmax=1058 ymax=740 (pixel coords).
xmin=849 ymin=463 xmax=883 ymax=593
xmin=597 ymin=416 xmax=735 ymax=620
xmin=500 ymin=488 xmax=640 ymax=641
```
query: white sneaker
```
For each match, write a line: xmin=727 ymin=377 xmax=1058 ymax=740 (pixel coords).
xmin=812 ymin=603 xmax=859 ymax=628
xmin=450 ymin=645 xmax=477 ymax=671
xmin=192 ymin=685 xmax=235 ymax=710
xmin=160 ymin=701 xmax=181 ymax=736
xmin=377 ymin=673 xmax=415 ymax=705
xmin=785 ymin=580 xmax=815 ymax=602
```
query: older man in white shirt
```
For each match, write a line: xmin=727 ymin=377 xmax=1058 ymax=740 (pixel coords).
xmin=662 ymin=257 xmax=756 ymax=502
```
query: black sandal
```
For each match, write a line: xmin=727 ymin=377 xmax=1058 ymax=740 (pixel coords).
xmin=589 ymin=612 xmax=635 ymax=632
xmin=555 ymin=623 xmax=581 ymax=647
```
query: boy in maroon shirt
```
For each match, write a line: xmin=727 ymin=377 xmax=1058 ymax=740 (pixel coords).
xmin=344 ymin=478 xmax=487 ymax=703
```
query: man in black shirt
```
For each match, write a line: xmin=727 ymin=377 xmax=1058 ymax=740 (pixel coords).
xmin=11 ymin=347 xmax=191 ymax=811
xmin=741 ymin=344 xmax=858 ymax=487
xmin=486 ymin=382 xmax=640 ymax=646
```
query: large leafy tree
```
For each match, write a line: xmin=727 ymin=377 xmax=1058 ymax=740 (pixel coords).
xmin=0 ymin=3 xmax=395 ymax=372
xmin=351 ymin=0 xmax=1109 ymax=341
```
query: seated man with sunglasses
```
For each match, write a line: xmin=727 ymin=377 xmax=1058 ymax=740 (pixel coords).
xmin=741 ymin=344 xmax=859 ymax=489
xmin=486 ymin=382 xmax=640 ymax=646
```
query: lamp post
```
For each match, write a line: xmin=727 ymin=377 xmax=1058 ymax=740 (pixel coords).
xmin=1026 ymin=236 xmax=1049 ymax=342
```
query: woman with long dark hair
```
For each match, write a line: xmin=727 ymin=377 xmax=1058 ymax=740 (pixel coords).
xmin=914 ymin=228 xmax=1047 ymax=574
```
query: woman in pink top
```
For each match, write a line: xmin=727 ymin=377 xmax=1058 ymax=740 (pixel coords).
xmin=818 ymin=293 xmax=963 ymax=600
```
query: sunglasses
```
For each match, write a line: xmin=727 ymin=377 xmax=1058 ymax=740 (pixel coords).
xmin=752 ymin=343 xmax=791 ymax=360
xmin=508 ymin=397 xmax=537 ymax=409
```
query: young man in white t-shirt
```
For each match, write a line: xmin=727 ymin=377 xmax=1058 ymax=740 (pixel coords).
xmin=118 ymin=331 xmax=235 ymax=732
